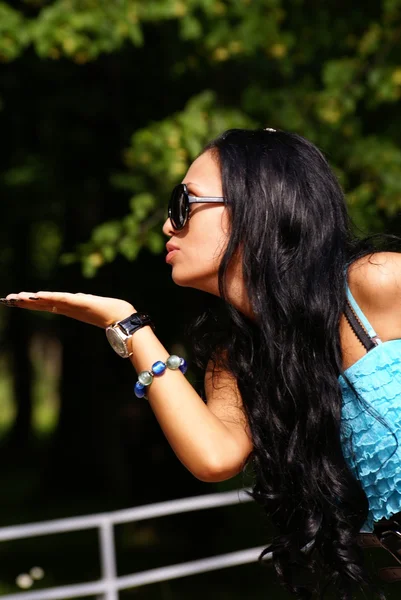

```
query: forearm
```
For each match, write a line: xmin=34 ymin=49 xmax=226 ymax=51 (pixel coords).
xmin=128 ymin=325 xmax=242 ymax=481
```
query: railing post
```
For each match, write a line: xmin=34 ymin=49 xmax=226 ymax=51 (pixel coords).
xmin=98 ymin=518 xmax=118 ymax=600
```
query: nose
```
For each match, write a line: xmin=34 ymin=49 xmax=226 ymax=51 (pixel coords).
xmin=162 ymin=216 xmax=175 ymax=237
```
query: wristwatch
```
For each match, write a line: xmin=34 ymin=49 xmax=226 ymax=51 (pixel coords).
xmin=105 ymin=312 xmax=155 ymax=358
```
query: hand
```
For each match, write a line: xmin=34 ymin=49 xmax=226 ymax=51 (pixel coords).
xmin=0 ymin=291 xmax=136 ymax=329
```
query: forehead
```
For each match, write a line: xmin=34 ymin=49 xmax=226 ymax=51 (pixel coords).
xmin=182 ymin=149 xmax=222 ymax=194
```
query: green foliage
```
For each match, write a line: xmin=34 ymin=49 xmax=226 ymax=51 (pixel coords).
xmin=2 ymin=0 xmax=401 ymax=276
xmin=0 ymin=0 xmax=284 ymax=58
xmin=0 ymin=0 xmax=286 ymax=63
xmin=63 ymin=91 xmax=254 ymax=275
xmin=30 ymin=1 xmax=144 ymax=62
xmin=0 ymin=3 xmax=30 ymax=61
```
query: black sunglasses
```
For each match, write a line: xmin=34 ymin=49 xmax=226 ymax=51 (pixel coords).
xmin=168 ymin=183 xmax=226 ymax=231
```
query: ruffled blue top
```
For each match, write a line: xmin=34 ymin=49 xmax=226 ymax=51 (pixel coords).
xmin=339 ymin=274 xmax=401 ymax=532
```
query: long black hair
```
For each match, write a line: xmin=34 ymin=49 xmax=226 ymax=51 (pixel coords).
xmin=187 ymin=128 xmax=401 ymax=598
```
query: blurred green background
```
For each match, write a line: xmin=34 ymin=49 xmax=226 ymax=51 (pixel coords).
xmin=1 ymin=0 xmax=401 ymax=598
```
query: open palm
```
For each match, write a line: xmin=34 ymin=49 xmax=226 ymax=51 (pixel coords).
xmin=0 ymin=291 xmax=136 ymax=329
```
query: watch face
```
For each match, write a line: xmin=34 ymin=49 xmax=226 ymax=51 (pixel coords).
xmin=106 ymin=327 xmax=128 ymax=357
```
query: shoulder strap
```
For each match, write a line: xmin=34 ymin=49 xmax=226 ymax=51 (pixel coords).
xmin=346 ymin=285 xmax=378 ymax=339
xmin=344 ymin=299 xmax=377 ymax=351
xmin=344 ymin=263 xmax=382 ymax=350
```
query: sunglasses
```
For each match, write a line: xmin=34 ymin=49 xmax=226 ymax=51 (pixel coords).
xmin=168 ymin=183 xmax=226 ymax=231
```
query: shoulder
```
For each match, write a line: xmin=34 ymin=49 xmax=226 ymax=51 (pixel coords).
xmin=348 ymin=251 xmax=401 ymax=337
xmin=348 ymin=251 xmax=401 ymax=306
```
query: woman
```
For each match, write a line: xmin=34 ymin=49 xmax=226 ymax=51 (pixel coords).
xmin=2 ymin=128 xmax=401 ymax=599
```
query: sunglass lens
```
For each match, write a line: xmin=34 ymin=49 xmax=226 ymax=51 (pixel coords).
xmin=169 ymin=185 xmax=187 ymax=230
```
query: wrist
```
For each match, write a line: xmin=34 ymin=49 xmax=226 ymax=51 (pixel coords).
xmin=106 ymin=311 xmax=155 ymax=358
xmin=106 ymin=306 xmax=136 ymax=328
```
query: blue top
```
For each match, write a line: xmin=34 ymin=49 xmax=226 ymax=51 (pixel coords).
xmin=339 ymin=271 xmax=401 ymax=532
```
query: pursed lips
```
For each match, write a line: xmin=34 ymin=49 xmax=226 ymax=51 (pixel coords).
xmin=166 ymin=243 xmax=180 ymax=253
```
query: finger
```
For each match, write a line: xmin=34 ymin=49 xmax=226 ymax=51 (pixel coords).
xmin=6 ymin=292 xmax=39 ymax=301
xmin=1 ymin=292 xmax=38 ymax=306
xmin=0 ymin=297 xmax=22 ymax=307
xmin=5 ymin=292 xmax=50 ymax=308
xmin=0 ymin=292 xmax=54 ymax=312
xmin=2 ymin=292 xmax=73 ymax=312
xmin=36 ymin=291 xmax=90 ymax=304
xmin=6 ymin=291 xmax=88 ymax=306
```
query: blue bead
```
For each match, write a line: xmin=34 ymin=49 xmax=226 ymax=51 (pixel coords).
xmin=152 ymin=360 xmax=166 ymax=376
xmin=179 ymin=358 xmax=188 ymax=374
xmin=134 ymin=381 xmax=146 ymax=398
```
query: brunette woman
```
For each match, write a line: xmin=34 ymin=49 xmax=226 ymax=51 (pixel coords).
xmin=3 ymin=129 xmax=401 ymax=599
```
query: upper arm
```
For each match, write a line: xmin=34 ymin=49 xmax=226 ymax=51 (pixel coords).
xmin=204 ymin=356 xmax=253 ymax=468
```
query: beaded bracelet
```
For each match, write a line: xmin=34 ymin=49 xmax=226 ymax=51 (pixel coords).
xmin=134 ymin=354 xmax=188 ymax=398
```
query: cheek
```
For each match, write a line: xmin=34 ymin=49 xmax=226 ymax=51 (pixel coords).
xmin=171 ymin=213 xmax=229 ymax=286
xmin=191 ymin=217 xmax=228 ymax=266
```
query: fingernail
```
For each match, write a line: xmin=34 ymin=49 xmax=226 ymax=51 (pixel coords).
xmin=0 ymin=298 xmax=22 ymax=305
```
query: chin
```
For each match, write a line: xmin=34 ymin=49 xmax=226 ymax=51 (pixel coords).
xmin=170 ymin=267 xmax=207 ymax=290
xmin=171 ymin=270 xmax=216 ymax=296
xmin=171 ymin=269 xmax=191 ymax=288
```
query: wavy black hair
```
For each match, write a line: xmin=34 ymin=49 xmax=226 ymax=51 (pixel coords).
xmin=186 ymin=128 xmax=401 ymax=599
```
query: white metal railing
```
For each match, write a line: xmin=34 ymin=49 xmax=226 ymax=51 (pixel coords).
xmin=0 ymin=488 xmax=269 ymax=600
